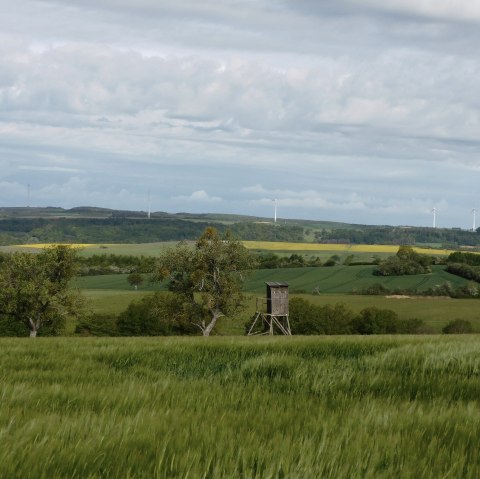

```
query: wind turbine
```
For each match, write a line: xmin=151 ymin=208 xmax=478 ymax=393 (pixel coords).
xmin=472 ymin=208 xmax=477 ymax=231
xmin=273 ymin=199 xmax=278 ymax=223
xmin=431 ymin=207 xmax=436 ymax=228
xmin=147 ymin=190 xmax=151 ymax=219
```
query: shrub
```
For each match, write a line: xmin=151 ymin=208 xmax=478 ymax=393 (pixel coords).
xmin=75 ymin=314 xmax=119 ymax=336
xmin=396 ymin=318 xmax=429 ymax=334
xmin=351 ymin=307 xmax=399 ymax=334
xmin=374 ymin=246 xmax=431 ymax=276
xmin=116 ymin=293 xmax=199 ymax=336
xmin=357 ymin=283 xmax=391 ymax=295
xmin=0 ymin=316 xmax=29 ymax=337
xmin=446 ymin=263 xmax=480 ymax=283
xmin=442 ymin=319 xmax=473 ymax=334
xmin=289 ymin=298 xmax=354 ymax=335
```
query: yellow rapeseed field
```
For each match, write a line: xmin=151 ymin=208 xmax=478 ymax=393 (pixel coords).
xmin=16 ymin=243 xmax=98 ymax=249
xmin=12 ymin=241 xmax=459 ymax=256
xmin=242 ymin=241 xmax=455 ymax=255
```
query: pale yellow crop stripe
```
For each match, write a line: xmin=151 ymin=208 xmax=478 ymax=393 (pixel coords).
xmin=242 ymin=241 xmax=457 ymax=255
xmin=16 ymin=243 xmax=100 ymax=249
xmin=13 ymin=241 xmax=465 ymax=256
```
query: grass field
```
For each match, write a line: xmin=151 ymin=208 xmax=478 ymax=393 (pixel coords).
xmin=1 ymin=336 xmax=479 ymax=478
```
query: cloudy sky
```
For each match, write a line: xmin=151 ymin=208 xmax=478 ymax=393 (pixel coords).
xmin=1 ymin=0 xmax=479 ymax=227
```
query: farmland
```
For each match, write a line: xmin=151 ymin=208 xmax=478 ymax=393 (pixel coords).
xmin=243 ymin=241 xmax=455 ymax=256
xmin=1 ymin=336 xmax=479 ymax=478
xmin=3 ymin=241 xmax=479 ymax=333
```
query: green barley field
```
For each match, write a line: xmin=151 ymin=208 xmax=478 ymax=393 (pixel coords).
xmin=1 ymin=336 xmax=479 ymax=478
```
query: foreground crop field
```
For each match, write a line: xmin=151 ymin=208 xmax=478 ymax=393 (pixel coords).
xmin=1 ymin=336 xmax=479 ymax=478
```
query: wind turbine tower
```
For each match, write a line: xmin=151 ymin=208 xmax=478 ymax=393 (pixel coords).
xmin=27 ymin=183 xmax=30 ymax=208
xmin=273 ymin=199 xmax=278 ymax=223
xmin=472 ymin=208 xmax=477 ymax=232
xmin=147 ymin=190 xmax=151 ymax=219
xmin=432 ymin=207 xmax=436 ymax=228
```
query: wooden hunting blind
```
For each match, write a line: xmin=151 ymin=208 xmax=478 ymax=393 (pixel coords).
xmin=247 ymin=282 xmax=291 ymax=336
xmin=266 ymin=282 xmax=289 ymax=315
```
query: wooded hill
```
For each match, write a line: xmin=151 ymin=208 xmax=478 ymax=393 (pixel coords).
xmin=0 ymin=206 xmax=479 ymax=247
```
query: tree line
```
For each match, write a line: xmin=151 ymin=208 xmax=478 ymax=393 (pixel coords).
xmin=0 ymin=217 xmax=305 ymax=245
xmin=316 ymin=226 xmax=480 ymax=247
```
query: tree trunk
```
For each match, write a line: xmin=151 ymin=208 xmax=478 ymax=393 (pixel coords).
xmin=28 ymin=317 xmax=39 ymax=338
xmin=202 ymin=310 xmax=222 ymax=337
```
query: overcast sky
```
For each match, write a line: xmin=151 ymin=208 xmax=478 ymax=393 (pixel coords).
xmin=1 ymin=0 xmax=479 ymax=227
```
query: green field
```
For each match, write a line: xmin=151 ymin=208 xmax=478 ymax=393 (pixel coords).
xmin=245 ymin=265 xmax=469 ymax=294
xmin=75 ymin=265 xmax=469 ymax=294
xmin=1 ymin=336 xmax=479 ymax=478
xmin=74 ymin=264 xmax=479 ymax=334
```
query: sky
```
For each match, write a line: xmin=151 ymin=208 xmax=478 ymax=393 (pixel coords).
xmin=1 ymin=0 xmax=479 ymax=227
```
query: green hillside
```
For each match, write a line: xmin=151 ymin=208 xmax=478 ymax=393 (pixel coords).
xmin=76 ymin=265 xmax=470 ymax=295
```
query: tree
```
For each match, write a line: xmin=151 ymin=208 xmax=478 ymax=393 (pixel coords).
xmin=0 ymin=245 xmax=83 ymax=337
xmin=374 ymin=246 xmax=432 ymax=276
xmin=127 ymin=272 xmax=144 ymax=290
xmin=153 ymin=227 xmax=255 ymax=336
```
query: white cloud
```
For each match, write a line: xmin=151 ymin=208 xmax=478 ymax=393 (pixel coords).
xmin=0 ymin=1 xmax=479 ymax=226
xmin=351 ymin=0 xmax=480 ymax=23
xmin=173 ymin=190 xmax=222 ymax=203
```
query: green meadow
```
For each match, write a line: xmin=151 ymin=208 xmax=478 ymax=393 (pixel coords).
xmin=1 ymin=336 xmax=479 ymax=478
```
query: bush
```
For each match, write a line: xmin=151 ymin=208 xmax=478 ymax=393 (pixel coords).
xmin=447 ymin=252 xmax=480 ymax=266
xmin=357 ymin=283 xmax=391 ymax=295
xmin=351 ymin=307 xmax=399 ymax=334
xmin=289 ymin=298 xmax=354 ymax=335
xmin=0 ymin=316 xmax=29 ymax=337
xmin=442 ymin=319 xmax=473 ymax=334
xmin=396 ymin=318 xmax=430 ymax=334
xmin=374 ymin=246 xmax=431 ymax=276
xmin=75 ymin=314 xmax=119 ymax=336
xmin=117 ymin=293 xmax=199 ymax=336
xmin=446 ymin=263 xmax=480 ymax=283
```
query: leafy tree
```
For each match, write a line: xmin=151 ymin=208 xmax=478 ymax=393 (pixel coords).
xmin=153 ymin=228 xmax=255 ymax=336
xmin=0 ymin=246 xmax=83 ymax=337
xmin=127 ymin=272 xmax=144 ymax=290
xmin=374 ymin=246 xmax=431 ymax=276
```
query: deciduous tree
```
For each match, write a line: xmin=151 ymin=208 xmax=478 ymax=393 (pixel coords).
xmin=127 ymin=272 xmax=144 ymax=290
xmin=153 ymin=228 xmax=255 ymax=336
xmin=0 ymin=246 xmax=83 ymax=337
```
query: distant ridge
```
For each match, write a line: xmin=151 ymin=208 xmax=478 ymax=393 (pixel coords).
xmin=0 ymin=206 xmax=478 ymax=247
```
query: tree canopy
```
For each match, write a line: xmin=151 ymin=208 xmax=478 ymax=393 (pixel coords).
xmin=153 ymin=227 xmax=255 ymax=336
xmin=373 ymin=246 xmax=432 ymax=276
xmin=0 ymin=245 xmax=84 ymax=337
